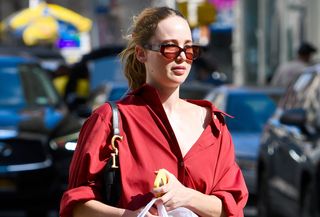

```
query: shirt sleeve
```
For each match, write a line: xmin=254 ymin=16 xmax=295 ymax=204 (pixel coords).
xmin=60 ymin=108 xmax=113 ymax=217
xmin=211 ymin=120 xmax=249 ymax=217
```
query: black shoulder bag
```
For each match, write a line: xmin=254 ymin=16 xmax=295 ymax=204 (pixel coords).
xmin=103 ymin=101 xmax=122 ymax=206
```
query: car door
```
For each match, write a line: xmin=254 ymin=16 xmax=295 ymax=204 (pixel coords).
xmin=269 ymin=71 xmax=318 ymax=204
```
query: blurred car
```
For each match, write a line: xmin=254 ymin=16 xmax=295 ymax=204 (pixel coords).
xmin=204 ymin=85 xmax=284 ymax=196
xmin=63 ymin=46 xmax=126 ymax=112
xmin=180 ymin=82 xmax=215 ymax=99
xmin=86 ymin=45 xmax=126 ymax=91
xmin=0 ymin=45 xmax=66 ymax=73
xmin=257 ymin=64 xmax=320 ymax=217
xmin=0 ymin=54 xmax=82 ymax=216
xmin=86 ymin=82 xmax=129 ymax=111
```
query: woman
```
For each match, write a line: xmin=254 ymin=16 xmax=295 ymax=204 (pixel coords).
xmin=60 ymin=6 xmax=248 ymax=217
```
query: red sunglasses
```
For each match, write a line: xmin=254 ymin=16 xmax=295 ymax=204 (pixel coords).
xmin=144 ymin=44 xmax=201 ymax=61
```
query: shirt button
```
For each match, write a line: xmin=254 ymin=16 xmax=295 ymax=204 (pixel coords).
xmin=180 ymin=161 xmax=184 ymax=167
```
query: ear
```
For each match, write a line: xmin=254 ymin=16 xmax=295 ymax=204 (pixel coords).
xmin=135 ymin=45 xmax=147 ymax=63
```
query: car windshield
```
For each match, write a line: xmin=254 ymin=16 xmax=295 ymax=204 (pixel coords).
xmin=226 ymin=93 xmax=277 ymax=132
xmin=0 ymin=64 xmax=60 ymax=107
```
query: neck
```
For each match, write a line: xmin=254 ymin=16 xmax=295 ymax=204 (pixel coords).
xmin=156 ymin=85 xmax=182 ymax=113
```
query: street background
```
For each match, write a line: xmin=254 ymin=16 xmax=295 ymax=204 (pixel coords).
xmin=2 ymin=0 xmax=320 ymax=86
xmin=1 ymin=0 xmax=320 ymax=217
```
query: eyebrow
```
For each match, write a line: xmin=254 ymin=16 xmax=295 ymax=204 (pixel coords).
xmin=158 ymin=39 xmax=193 ymax=44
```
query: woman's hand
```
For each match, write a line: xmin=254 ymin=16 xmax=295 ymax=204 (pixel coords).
xmin=152 ymin=169 xmax=192 ymax=211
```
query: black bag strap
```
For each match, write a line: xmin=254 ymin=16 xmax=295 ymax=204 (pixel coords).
xmin=109 ymin=101 xmax=120 ymax=136
xmin=103 ymin=101 xmax=122 ymax=205
xmin=108 ymin=101 xmax=123 ymax=169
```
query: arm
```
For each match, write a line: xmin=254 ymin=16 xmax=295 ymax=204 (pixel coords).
xmin=61 ymin=107 xmax=158 ymax=217
xmin=73 ymin=200 xmax=136 ymax=217
xmin=187 ymin=189 xmax=226 ymax=217
xmin=73 ymin=200 xmax=158 ymax=217
xmin=60 ymin=108 xmax=121 ymax=217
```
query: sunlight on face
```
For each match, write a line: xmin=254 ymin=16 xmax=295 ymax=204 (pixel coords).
xmin=145 ymin=15 xmax=193 ymax=89
xmin=153 ymin=16 xmax=193 ymax=45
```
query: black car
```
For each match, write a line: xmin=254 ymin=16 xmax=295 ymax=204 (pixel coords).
xmin=63 ymin=45 xmax=126 ymax=111
xmin=257 ymin=64 xmax=320 ymax=217
xmin=0 ymin=55 xmax=82 ymax=216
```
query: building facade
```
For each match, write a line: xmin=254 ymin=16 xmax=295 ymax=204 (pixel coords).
xmin=233 ymin=0 xmax=320 ymax=86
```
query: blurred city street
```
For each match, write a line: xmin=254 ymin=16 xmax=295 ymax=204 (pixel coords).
xmin=1 ymin=0 xmax=320 ymax=217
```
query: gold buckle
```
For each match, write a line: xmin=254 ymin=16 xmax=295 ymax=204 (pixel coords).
xmin=110 ymin=135 xmax=123 ymax=168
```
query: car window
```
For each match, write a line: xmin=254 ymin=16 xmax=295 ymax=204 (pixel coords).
xmin=0 ymin=66 xmax=25 ymax=107
xmin=19 ymin=64 xmax=60 ymax=106
xmin=226 ymin=93 xmax=276 ymax=132
xmin=293 ymin=72 xmax=314 ymax=92
xmin=280 ymin=71 xmax=319 ymax=112
xmin=0 ymin=63 xmax=60 ymax=107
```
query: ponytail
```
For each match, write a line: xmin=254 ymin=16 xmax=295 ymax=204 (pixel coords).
xmin=120 ymin=40 xmax=146 ymax=90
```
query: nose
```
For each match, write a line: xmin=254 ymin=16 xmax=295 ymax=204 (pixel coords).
xmin=176 ymin=49 xmax=188 ymax=61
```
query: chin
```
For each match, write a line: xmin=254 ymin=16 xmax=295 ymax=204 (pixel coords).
xmin=171 ymin=74 xmax=188 ymax=82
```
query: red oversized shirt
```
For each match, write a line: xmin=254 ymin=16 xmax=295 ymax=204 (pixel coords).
xmin=60 ymin=84 xmax=248 ymax=217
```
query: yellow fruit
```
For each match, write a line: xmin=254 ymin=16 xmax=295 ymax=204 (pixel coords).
xmin=154 ymin=169 xmax=168 ymax=188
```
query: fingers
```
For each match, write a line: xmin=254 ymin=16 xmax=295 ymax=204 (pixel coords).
xmin=148 ymin=206 xmax=158 ymax=215
xmin=152 ymin=184 xmax=168 ymax=198
xmin=145 ymin=212 xmax=158 ymax=217
xmin=153 ymin=169 xmax=172 ymax=198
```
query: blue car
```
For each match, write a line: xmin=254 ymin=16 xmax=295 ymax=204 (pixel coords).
xmin=0 ymin=55 xmax=82 ymax=216
xmin=205 ymin=85 xmax=284 ymax=196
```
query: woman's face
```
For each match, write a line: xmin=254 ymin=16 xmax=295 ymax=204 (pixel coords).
xmin=143 ymin=15 xmax=194 ymax=89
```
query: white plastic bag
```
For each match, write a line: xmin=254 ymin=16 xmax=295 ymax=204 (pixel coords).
xmin=137 ymin=198 xmax=198 ymax=217
xmin=167 ymin=207 xmax=198 ymax=217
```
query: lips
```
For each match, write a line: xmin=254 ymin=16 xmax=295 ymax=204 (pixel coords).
xmin=171 ymin=66 xmax=186 ymax=75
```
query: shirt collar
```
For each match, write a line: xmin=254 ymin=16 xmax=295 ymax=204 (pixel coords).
xmin=128 ymin=84 xmax=231 ymax=135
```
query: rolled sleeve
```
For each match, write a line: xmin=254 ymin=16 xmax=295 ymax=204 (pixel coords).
xmin=212 ymin=163 xmax=248 ymax=216
xmin=60 ymin=105 xmax=113 ymax=217
xmin=60 ymin=186 xmax=101 ymax=217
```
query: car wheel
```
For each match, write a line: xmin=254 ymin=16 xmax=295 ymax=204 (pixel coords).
xmin=257 ymin=170 xmax=271 ymax=217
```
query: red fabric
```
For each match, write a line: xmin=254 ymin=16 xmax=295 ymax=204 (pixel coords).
xmin=60 ymin=84 xmax=248 ymax=217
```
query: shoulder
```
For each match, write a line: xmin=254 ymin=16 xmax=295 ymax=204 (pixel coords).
xmin=89 ymin=102 xmax=114 ymax=124
xmin=186 ymin=99 xmax=231 ymax=125
xmin=93 ymin=102 xmax=112 ymax=114
xmin=186 ymin=99 xmax=231 ymax=116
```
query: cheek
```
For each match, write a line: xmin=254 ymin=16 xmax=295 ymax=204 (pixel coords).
xmin=149 ymin=57 xmax=170 ymax=73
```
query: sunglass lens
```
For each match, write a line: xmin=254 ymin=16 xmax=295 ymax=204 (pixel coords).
xmin=185 ymin=47 xmax=194 ymax=60
xmin=161 ymin=44 xmax=200 ymax=60
xmin=190 ymin=46 xmax=200 ymax=60
xmin=162 ymin=45 xmax=180 ymax=59
xmin=183 ymin=46 xmax=200 ymax=60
